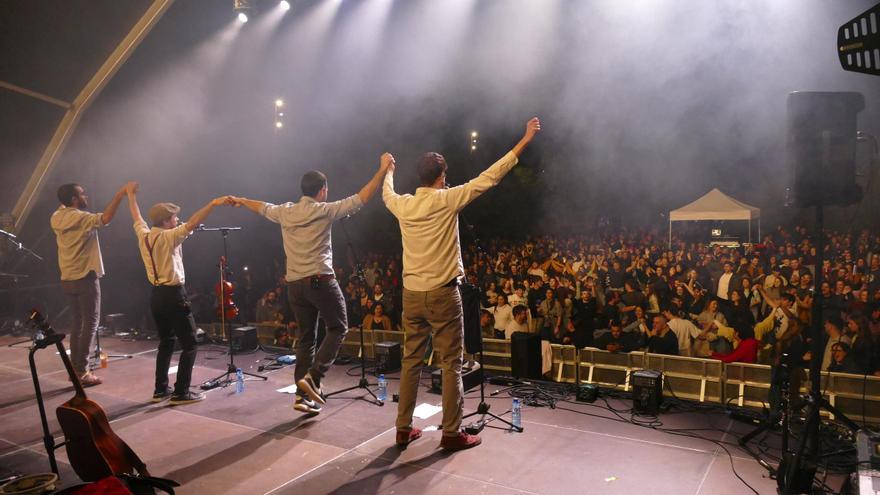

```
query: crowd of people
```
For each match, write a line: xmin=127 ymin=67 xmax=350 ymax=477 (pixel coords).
xmin=250 ymin=224 xmax=880 ymax=377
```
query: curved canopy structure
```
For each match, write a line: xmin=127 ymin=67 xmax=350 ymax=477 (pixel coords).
xmin=668 ymin=188 xmax=761 ymax=245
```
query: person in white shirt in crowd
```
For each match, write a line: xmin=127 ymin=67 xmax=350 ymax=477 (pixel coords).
xmin=661 ymin=307 xmax=702 ymax=357
xmin=504 ymin=305 xmax=531 ymax=339
xmin=715 ymin=262 xmax=734 ymax=301
xmin=229 ymin=156 xmax=391 ymax=414
xmin=508 ymin=284 xmax=527 ymax=309
xmin=51 ymin=181 xmax=132 ymax=387
xmin=383 ymin=117 xmax=541 ymax=451
xmin=491 ymin=293 xmax=513 ymax=339
xmin=127 ymin=183 xmax=233 ymax=405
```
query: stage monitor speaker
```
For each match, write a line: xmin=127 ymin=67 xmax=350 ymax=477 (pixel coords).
xmin=787 ymin=91 xmax=864 ymax=207
xmin=430 ymin=366 xmax=481 ymax=394
xmin=231 ymin=326 xmax=258 ymax=353
xmin=375 ymin=341 xmax=401 ymax=372
xmin=632 ymin=370 xmax=663 ymax=415
xmin=510 ymin=332 xmax=542 ymax=380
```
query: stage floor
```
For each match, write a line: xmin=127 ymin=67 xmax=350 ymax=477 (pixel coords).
xmin=0 ymin=334 xmax=793 ymax=494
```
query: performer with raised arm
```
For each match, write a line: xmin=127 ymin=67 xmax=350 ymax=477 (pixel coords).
xmin=384 ymin=117 xmax=541 ymax=451
xmin=229 ymin=156 xmax=392 ymax=414
xmin=51 ymin=181 xmax=134 ymax=387
xmin=126 ymin=183 xmax=233 ymax=405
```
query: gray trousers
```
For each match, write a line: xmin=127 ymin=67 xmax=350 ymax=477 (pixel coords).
xmin=396 ymin=285 xmax=464 ymax=437
xmin=287 ymin=277 xmax=349 ymax=385
xmin=60 ymin=271 xmax=100 ymax=375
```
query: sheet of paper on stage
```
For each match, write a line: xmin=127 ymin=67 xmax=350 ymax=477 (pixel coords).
xmin=413 ymin=403 xmax=442 ymax=419
xmin=168 ymin=365 xmax=178 ymax=375
xmin=277 ymin=384 xmax=299 ymax=394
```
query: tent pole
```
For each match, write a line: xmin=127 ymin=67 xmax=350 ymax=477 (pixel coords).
xmin=748 ymin=218 xmax=752 ymax=244
xmin=668 ymin=218 xmax=672 ymax=249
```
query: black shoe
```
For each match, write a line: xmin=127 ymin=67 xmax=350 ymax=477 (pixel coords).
xmin=293 ymin=395 xmax=322 ymax=414
xmin=296 ymin=374 xmax=325 ymax=405
xmin=151 ymin=387 xmax=174 ymax=403
xmin=169 ymin=391 xmax=206 ymax=405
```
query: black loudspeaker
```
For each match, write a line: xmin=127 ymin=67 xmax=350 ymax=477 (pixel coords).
xmin=632 ymin=370 xmax=663 ymax=415
xmin=510 ymin=332 xmax=542 ymax=380
xmin=787 ymin=91 xmax=864 ymax=207
xmin=231 ymin=326 xmax=258 ymax=353
xmin=430 ymin=366 xmax=481 ymax=394
xmin=375 ymin=341 xmax=401 ymax=372
xmin=576 ymin=383 xmax=598 ymax=403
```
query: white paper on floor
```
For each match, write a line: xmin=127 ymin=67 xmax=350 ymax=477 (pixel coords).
xmin=413 ymin=403 xmax=442 ymax=419
xmin=168 ymin=365 xmax=178 ymax=375
xmin=276 ymin=384 xmax=298 ymax=394
xmin=55 ymin=350 xmax=72 ymax=355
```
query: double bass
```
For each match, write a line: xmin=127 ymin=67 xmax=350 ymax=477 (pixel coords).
xmin=215 ymin=256 xmax=239 ymax=320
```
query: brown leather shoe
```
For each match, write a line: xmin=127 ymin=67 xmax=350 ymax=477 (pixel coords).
xmin=396 ymin=428 xmax=422 ymax=448
xmin=440 ymin=431 xmax=481 ymax=452
xmin=79 ymin=372 xmax=102 ymax=387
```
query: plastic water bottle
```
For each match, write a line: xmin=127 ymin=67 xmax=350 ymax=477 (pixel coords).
xmin=377 ymin=374 xmax=387 ymax=402
xmin=235 ymin=368 xmax=244 ymax=394
xmin=511 ymin=398 xmax=522 ymax=430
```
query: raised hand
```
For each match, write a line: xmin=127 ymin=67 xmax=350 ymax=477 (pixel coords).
xmin=124 ymin=181 xmax=139 ymax=195
xmin=524 ymin=117 xmax=541 ymax=140
xmin=380 ymin=152 xmax=395 ymax=174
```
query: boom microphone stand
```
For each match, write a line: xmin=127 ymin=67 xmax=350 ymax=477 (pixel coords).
xmin=323 ymin=219 xmax=382 ymax=406
xmin=198 ymin=225 xmax=266 ymax=389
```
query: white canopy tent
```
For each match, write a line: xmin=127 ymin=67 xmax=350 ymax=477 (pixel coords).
xmin=668 ymin=188 xmax=761 ymax=247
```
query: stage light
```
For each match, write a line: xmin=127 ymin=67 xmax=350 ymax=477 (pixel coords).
xmin=280 ymin=0 xmax=291 ymax=11
xmin=278 ymin=112 xmax=284 ymax=116
xmin=275 ymin=121 xmax=284 ymax=128
xmin=275 ymin=99 xmax=284 ymax=107
xmin=471 ymin=131 xmax=478 ymax=138
xmin=471 ymin=145 xmax=477 ymax=150
xmin=234 ymin=0 xmax=255 ymax=23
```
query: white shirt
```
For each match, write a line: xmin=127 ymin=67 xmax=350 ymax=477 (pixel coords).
xmin=717 ymin=272 xmax=733 ymax=300
xmin=667 ymin=317 xmax=702 ymax=357
xmin=261 ymin=195 xmax=363 ymax=282
xmin=509 ymin=293 xmax=527 ymax=308
xmin=383 ymin=151 xmax=518 ymax=291
xmin=772 ymin=307 xmax=790 ymax=338
xmin=492 ymin=304 xmax=513 ymax=332
xmin=504 ymin=318 xmax=530 ymax=339
xmin=50 ymin=206 xmax=106 ymax=281
xmin=134 ymin=220 xmax=190 ymax=286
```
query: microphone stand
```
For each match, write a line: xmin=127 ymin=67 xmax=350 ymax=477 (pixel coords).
xmin=196 ymin=226 xmax=267 ymax=389
xmin=0 ymin=229 xmax=43 ymax=261
xmin=460 ymin=216 xmax=522 ymax=432
xmin=323 ymin=218 xmax=382 ymax=406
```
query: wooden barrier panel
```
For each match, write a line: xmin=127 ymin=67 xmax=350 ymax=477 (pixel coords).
xmin=723 ymin=362 xmax=773 ymax=409
xmin=482 ymin=338 xmax=512 ymax=373
xmin=573 ymin=349 xmax=880 ymax=424
xmin=550 ymin=344 xmax=579 ymax=383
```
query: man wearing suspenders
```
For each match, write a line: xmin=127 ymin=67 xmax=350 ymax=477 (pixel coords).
xmin=126 ymin=182 xmax=233 ymax=404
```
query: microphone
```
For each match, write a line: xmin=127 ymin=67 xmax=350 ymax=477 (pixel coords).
xmin=195 ymin=224 xmax=206 ymax=231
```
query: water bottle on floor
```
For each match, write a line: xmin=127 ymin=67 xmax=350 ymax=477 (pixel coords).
xmin=377 ymin=374 xmax=387 ymax=401
xmin=511 ymin=398 xmax=522 ymax=430
xmin=235 ymin=368 xmax=244 ymax=394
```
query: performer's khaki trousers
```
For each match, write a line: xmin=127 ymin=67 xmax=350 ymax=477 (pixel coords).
xmin=396 ymin=285 xmax=464 ymax=437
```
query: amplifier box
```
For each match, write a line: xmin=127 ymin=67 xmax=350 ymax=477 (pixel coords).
xmin=232 ymin=326 xmax=258 ymax=353
xmin=430 ymin=365 xmax=481 ymax=394
xmin=375 ymin=341 xmax=401 ymax=372
xmin=576 ymin=383 xmax=598 ymax=403
xmin=632 ymin=370 xmax=663 ymax=415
